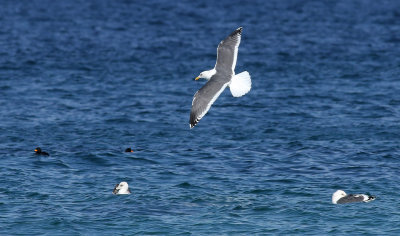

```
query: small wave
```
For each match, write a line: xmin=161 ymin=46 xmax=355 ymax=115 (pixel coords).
xmin=175 ymin=182 xmax=199 ymax=189
xmin=105 ymin=118 xmax=133 ymax=124
xmin=126 ymin=156 xmax=159 ymax=164
xmin=252 ymin=205 xmax=273 ymax=212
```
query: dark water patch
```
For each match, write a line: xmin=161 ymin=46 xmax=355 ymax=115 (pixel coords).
xmin=190 ymin=198 xmax=206 ymax=204
xmin=246 ymin=189 xmax=272 ymax=195
xmin=267 ymin=179 xmax=299 ymax=184
xmin=252 ymin=205 xmax=274 ymax=212
xmin=78 ymin=153 xmax=112 ymax=166
xmin=281 ymin=189 xmax=316 ymax=197
xmin=232 ymin=205 xmax=244 ymax=211
xmin=25 ymin=191 xmax=50 ymax=200
xmin=125 ymin=156 xmax=159 ymax=164
xmin=175 ymin=162 xmax=194 ymax=167
xmin=32 ymin=159 xmax=70 ymax=169
xmin=105 ymin=117 xmax=134 ymax=124
xmin=198 ymin=153 xmax=217 ymax=160
xmin=175 ymin=182 xmax=200 ymax=189
xmin=157 ymin=170 xmax=178 ymax=176
xmin=0 ymin=85 xmax=11 ymax=90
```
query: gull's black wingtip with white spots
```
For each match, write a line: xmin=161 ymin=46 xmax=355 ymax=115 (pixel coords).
xmin=190 ymin=123 xmax=197 ymax=129
xmin=189 ymin=115 xmax=199 ymax=129
xmin=232 ymin=27 xmax=243 ymax=36
xmin=366 ymin=195 xmax=376 ymax=202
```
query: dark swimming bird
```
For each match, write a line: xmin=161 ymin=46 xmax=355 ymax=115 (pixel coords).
xmin=34 ymin=147 xmax=49 ymax=156
xmin=125 ymin=148 xmax=134 ymax=153
xmin=332 ymin=190 xmax=376 ymax=204
xmin=113 ymin=181 xmax=131 ymax=195
xmin=190 ymin=27 xmax=252 ymax=129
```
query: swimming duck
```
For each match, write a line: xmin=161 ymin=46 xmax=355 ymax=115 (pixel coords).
xmin=34 ymin=147 xmax=49 ymax=156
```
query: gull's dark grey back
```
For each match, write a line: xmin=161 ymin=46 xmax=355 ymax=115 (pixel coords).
xmin=337 ymin=194 xmax=365 ymax=204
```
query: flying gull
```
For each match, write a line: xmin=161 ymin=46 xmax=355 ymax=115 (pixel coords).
xmin=113 ymin=181 xmax=131 ymax=195
xmin=189 ymin=27 xmax=252 ymax=128
xmin=332 ymin=190 xmax=376 ymax=204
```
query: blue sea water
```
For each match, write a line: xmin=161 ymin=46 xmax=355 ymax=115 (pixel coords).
xmin=1 ymin=0 xmax=400 ymax=234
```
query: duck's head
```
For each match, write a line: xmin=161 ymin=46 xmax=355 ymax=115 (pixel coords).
xmin=125 ymin=148 xmax=134 ymax=153
xmin=34 ymin=147 xmax=42 ymax=153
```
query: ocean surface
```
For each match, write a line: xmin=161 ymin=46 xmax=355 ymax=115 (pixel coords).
xmin=1 ymin=0 xmax=400 ymax=235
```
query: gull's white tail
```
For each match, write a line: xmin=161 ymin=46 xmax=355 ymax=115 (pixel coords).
xmin=229 ymin=71 xmax=251 ymax=97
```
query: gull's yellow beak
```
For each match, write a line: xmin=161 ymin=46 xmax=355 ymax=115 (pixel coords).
xmin=195 ymin=76 xmax=200 ymax=81
xmin=34 ymin=149 xmax=37 ymax=152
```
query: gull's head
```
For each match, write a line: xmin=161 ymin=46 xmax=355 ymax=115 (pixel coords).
xmin=332 ymin=190 xmax=346 ymax=204
xmin=113 ymin=181 xmax=131 ymax=195
xmin=195 ymin=69 xmax=216 ymax=81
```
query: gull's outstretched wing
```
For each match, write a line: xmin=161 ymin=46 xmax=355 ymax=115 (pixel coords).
xmin=215 ymin=27 xmax=242 ymax=76
xmin=190 ymin=75 xmax=229 ymax=128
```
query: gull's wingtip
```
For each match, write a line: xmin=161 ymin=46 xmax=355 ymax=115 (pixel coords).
xmin=366 ymin=195 xmax=376 ymax=202
xmin=229 ymin=27 xmax=243 ymax=37
xmin=189 ymin=113 xmax=199 ymax=129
